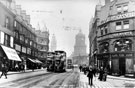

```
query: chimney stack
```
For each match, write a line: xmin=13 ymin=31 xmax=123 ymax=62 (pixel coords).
xmin=16 ymin=5 xmax=21 ymax=15
xmin=21 ymin=10 xmax=26 ymax=20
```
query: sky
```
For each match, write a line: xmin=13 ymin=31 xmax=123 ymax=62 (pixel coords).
xmin=15 ymin=0 xmax=104 ymax=57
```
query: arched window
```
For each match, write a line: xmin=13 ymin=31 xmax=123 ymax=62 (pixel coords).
xmin=99 ymin=42 xmax=109 ymax=53
xmin=114 ymin=39 xmax=132 ymax=52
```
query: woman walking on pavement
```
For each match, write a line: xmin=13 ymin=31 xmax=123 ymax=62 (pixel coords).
xmin=0 ymin=63 xmax=8 ymax=79
xmin=87 ymin=65 xmax=95 ymax=86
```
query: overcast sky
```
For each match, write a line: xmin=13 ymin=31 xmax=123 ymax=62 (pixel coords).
xmin=15 ymin=0 xmax=104 ymax=57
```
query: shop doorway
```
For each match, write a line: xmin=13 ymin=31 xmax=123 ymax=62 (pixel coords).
xmin=119 ymin=58 xmax=125 ymax=75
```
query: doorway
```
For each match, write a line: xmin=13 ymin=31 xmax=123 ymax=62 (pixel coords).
xmin=119 ymin=58 xmax=125 ymax=75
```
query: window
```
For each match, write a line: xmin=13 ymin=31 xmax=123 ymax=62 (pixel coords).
xmin=104 ymin=25 xmax=108 ymax=34
xmin=123 ymin=20 xmax=129 ymax=29
xmin=123 ymin=5 xmax=128 ymax=13
xmin=14 ymin=31 xmax=19 ymax=39
xmin=114 ymin=39 xmax=132 ymax=51
xmin=5 ymin=17 xmax=10 ymax=29
xmin=116 ymin=22 xmax=122 ymax=30
xmin=14 ymin=21 xmax=17 ymax=27
xmin=99 ymin=42 xmax=109 ymax=53
xmin=20 ymin=34 xmax=24 ymax=42
xmin=4 ymin=34 xmax=10 ymax=47
xmin=117 ymin=6 xmax=122 ymax=14
xmin=1 ymin=31 xmax=4 ymax=44
xmin=10 ymin=37 xmax=14 ymax=47
xmin=25 ymin=38 xmax=28 ymax=44
xmin=101 ymin=29 xmax=103 ymax=36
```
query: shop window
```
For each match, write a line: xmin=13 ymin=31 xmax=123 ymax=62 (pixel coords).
xmin=117 ymin=6 xmax=122 ymax=14
xmin=123 ymin=5 xmax=128 ymax=13
xmin=116 ymin=22 xmax=122 ymax=30
xmin=123 ymin=20 xmax=129 ymax=29
xmin=99 ymin=42 xmax=109 ymax=53
xmin=114 ymin=39 xmax=132 ymax=52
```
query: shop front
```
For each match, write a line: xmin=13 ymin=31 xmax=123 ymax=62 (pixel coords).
xmin=111 ymin=52 xmax=134 ymax=76
xmin=0 ymin=45 xmax=22 ymax=71
xmin=97 ymin=53 xmax=110 ymax=71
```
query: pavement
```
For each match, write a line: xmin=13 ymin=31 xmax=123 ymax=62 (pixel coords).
xmin=79 ymin=71 xmax=135 ymax=88
xmin=0 ymin=68 xmax=46 ymax=75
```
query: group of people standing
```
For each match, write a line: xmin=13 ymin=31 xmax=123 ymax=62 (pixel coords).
xmin=79 ymin=65 xmax=108 ymax=86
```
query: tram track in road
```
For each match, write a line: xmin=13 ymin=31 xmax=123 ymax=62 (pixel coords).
xmin=0 ymin=72 xmax=54 ymax=88
xmin=49 ymin=71 xmax=73 ymax=88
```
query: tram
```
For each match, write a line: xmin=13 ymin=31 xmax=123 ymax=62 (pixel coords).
xmin=46 ymin=50 xmax=66 ymax=72
xmin=54 ymin=50 xmax=66 ymax=72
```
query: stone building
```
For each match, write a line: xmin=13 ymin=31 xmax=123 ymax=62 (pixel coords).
xmin=35 ymin=30 xmax=49 ymax=63
xmin=72 ymin=30 xmax=88 ymax=65
xmin=50 ymin=34 xmax=57 ymax=52
xmin=0 ymin=0 xmax=49 ymax=70
xmin=89 ymin=0 xmax=135 ymax=76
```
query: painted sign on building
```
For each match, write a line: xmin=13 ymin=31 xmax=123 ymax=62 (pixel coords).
xmin=100 ymin=11 xmax=135 ymax=25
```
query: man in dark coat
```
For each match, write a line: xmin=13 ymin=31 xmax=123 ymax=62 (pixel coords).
xmin=98 ymin=67 xmax=104 ymax=81
xmin=87 ymin=66 xmax=95 ymax=86
xmin=0 ymin=64 xmax=8 ymax=79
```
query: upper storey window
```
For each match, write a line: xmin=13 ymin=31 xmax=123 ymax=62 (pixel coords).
xmin=117 ymin=6 xmax=122 ymax=14
xmin=116 ymin=21 xmax=122 ymax=30
xmin=123 ymin=5 xmax=128 ymax=13
xmin=116 ymin=4 xmax=128 ymax=14
xmin=123 ymin=20 xmax=129 ymax=29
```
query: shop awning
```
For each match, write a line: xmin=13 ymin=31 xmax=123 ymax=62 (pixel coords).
xmin=35 ymin=59 xmax=42 ymax=64
xmin=1 ymin=45 xmax=21 ymax=61
xmin=28 ymin=58 xmax=36 ymax=63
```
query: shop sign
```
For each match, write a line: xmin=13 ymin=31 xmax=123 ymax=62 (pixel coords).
xmin=112 ymin=32 xmax=133 ymax=37
xmin=111 ymin=53 xmax=133 ymax=58
xmin=97 ymin=31 xmax=133 ymax=41
xmin=100 ymin=11 xmax=135 ymax=25
xmin=22 ymin=47 xmax=26 ymax=53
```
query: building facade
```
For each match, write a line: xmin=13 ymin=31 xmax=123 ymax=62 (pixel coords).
xmin=72 ymin=30 xmax=88 ymax=65
xmin=90 ymin=0 xmax=135 ymax=76
xmin=50 ymin=34 xmax=57 ymax=52
xmin=0 ymin=0 xmax=49 ymax=71
xmin=35 ymin=30 xmax=49 ymax=64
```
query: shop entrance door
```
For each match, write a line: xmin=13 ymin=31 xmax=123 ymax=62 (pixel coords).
xmin=119 ymin=58 xmax=125 ymax=75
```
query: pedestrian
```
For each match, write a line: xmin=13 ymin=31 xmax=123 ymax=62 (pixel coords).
xmin=0 ymin=64 xmax=8 ymax=79
xmin=15 ymin=63 xmax=19 ymax=72
xmin=103 ymin=68 xmax=107 ymax=81
xmin=32 ymin=64 xmax=34 ymax=71
xmin=87 ymin=66 xmax=95 ymax=86
xmin=79 ymin=65 xmax=82 ymax=72
xmin=98 ymin=67 xmax=104 ymax=81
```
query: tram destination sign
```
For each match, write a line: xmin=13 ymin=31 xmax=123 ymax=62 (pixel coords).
xmin=100 ymin=11 xmax=135 ymax=25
